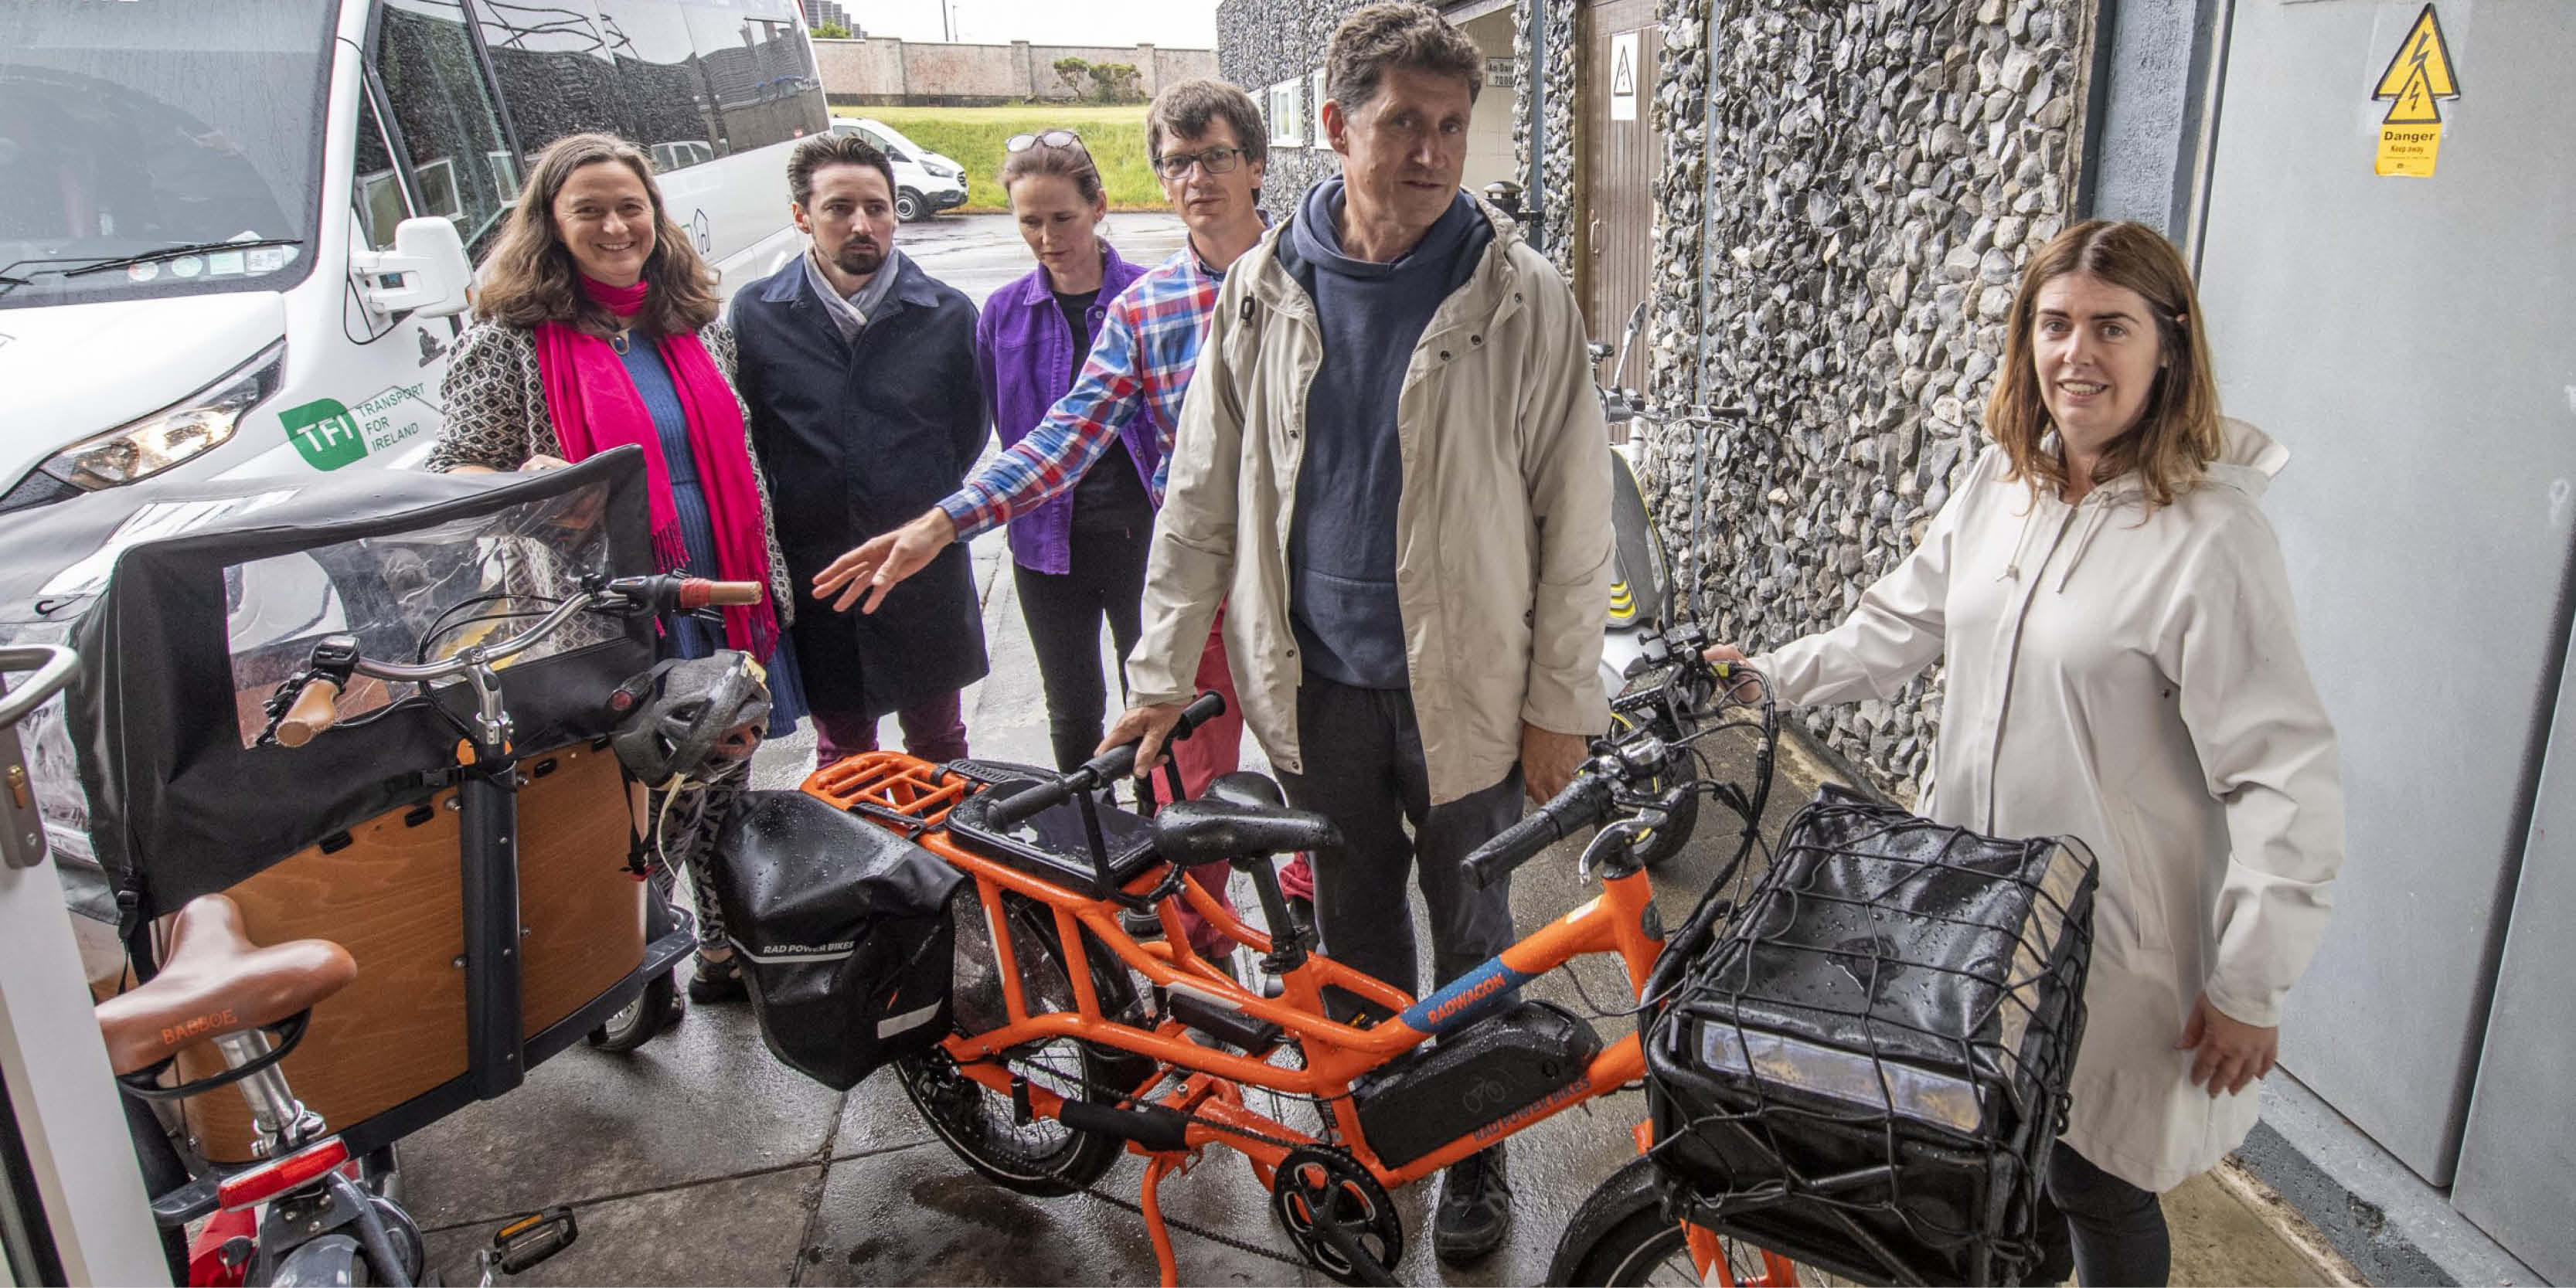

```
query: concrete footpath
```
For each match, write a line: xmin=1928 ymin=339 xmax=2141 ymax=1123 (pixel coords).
xmin=401 ymin=522 xmax=2365 ymax=1286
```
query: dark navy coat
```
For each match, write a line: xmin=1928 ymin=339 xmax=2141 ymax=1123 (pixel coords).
xmin=730 ymin=255 xmax=989 ymax=722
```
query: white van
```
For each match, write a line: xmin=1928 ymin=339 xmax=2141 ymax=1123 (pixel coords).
xmin=829 ymin=117 xmax=971 ymax=222
xmin=0 ymin=0 xmax=832 ymax=510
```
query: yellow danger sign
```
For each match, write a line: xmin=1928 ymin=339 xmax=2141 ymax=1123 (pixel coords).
xmin=2373 ymin=3 xmax=2461 ymax=177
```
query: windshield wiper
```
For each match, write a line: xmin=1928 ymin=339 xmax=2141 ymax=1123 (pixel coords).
xmin=63 ymin=238 xmax=304 ymax=279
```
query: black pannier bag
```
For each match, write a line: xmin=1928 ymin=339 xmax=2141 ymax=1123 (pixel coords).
xmin=716 ymin=790 xmax=965 ymax=1089
xmin=1644 ymin=785 xmax=2098 ymax=1286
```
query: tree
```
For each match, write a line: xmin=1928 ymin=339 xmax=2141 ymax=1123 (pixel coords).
xmin=1087 ymin=62 xmax=1143 ymax=104
xmin=813 ymin=19 xmax=851 ymax=38
xmin=1051 ymin=56 xmax=1093 ymax=100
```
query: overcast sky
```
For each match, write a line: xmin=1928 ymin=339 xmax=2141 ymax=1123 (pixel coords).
xmin=854 ymin=0 xmax=1220 ymax=49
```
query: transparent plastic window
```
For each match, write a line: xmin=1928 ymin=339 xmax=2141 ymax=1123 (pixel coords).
xmin=223 ymin=481 xmax=618 ymax=746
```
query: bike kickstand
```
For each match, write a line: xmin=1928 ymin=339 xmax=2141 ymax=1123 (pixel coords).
xmin=1139 ymin=1152 xmax=1185 ymax=1288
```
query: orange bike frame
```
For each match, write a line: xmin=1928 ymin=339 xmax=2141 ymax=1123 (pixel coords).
xmin=806 ymin=751 xmax=1786 ymax=1286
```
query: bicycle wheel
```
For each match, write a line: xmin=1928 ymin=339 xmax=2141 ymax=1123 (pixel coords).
xmin=896 ymin=892 xmax=1155 ymax=1198
xmin=1550 ymin=1157 xmax=1852 ymax=1287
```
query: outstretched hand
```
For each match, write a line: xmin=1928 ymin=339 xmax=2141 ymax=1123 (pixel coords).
xmin=2177 ymin=993 xmax=2278 ymax=1097
xmin=812 ymin=508 xmax=957 ymax=614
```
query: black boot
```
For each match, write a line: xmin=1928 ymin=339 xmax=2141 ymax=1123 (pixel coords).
xmin=1434 ymin=1143 xmax=1513 ymax=1266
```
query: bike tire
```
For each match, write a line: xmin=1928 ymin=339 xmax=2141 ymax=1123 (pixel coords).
xmin=1549 ymin=1157 xmax=1849 ymax=1287
xmin=585 ymin=969 xmax=678 ymax=1053
xmin=897 ymin=892 xmax=1153 ymax=1198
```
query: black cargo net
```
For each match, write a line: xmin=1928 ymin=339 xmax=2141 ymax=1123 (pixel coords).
xmin=1645 ymin=787 xmax=2098 ymax=1286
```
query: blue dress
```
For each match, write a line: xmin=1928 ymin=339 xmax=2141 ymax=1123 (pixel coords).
xmin=618 ymin=340 xmax=807 ymax=732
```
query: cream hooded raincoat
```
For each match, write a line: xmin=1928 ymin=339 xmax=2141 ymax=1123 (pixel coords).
xmin=1753 ymin=419 xmax=2343 ymax=1192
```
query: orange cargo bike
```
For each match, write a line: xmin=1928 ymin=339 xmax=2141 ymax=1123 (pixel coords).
xmin=798 ymin=644 xmax=1821 ymax=1286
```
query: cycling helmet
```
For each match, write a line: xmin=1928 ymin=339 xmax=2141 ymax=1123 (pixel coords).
xmin=611 ymin=651 xmax=771 ymax=786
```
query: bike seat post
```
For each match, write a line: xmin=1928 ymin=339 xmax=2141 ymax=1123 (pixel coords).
xmin=1234 ymin=855 xmax=1307 ymax=974
xmin=210 ymin=1029 xmax=325 ymax=1157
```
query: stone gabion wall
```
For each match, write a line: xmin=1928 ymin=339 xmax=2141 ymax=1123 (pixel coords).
xmin=1212 ymin=0 xmax=1371 ymax=222
xmin=1638 ymin=0 xmax=2094 ymax=795
xmin=1509 ymin=0 xmax=1581 ymax=277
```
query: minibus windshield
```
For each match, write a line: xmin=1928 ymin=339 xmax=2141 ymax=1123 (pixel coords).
xmin=0 ymin=0 xmax=336 ymax=309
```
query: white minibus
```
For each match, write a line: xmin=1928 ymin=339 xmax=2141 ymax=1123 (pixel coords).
xmin=0 ymin=0 xmax=832 ymax=512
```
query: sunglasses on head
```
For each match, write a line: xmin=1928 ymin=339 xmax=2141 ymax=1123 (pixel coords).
xmin=1006 ymin=130 xmax=1087 ymax=154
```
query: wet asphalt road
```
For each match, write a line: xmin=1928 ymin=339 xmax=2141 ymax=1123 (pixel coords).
xmin=900 ymin=210 xmax=1190 ymax=309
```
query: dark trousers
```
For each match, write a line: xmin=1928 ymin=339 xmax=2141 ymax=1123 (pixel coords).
xmin=1012 ymin=524 xmax=1148 ymax=773
xmin=2032 ymin=1140 xmax=2171 ymax=1286
xmin=812 ymin=690 xmax=969 ymax=766
xmin=1271 ymin=673 xmax=1523 ymax=1001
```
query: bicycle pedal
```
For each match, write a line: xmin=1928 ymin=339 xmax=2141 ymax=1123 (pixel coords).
xmin=488 ymin=1206 xmax=577 ymax=1275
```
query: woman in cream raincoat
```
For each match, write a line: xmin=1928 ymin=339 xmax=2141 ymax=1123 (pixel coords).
xmin=1709 ymin=220 xmax=2344 ymax=1286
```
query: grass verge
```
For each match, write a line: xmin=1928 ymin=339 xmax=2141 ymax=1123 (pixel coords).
xmin=830 ymin=104 xmax=1162 ymax=212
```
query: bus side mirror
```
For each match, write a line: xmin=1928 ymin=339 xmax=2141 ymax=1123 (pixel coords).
xmin=353 ymin=217 xmax=472 ymax=320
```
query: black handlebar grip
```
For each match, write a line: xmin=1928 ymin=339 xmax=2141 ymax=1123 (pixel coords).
xmin=1463 ymin=773 xmax=1613 ymax=888
xmin=1071 ymin=691 xmax=1229 ymax=785
xmin=980 ymin=775 xmax=1075 ymax=831
xmin=987 ymin=692 xmax=1231 ymax=829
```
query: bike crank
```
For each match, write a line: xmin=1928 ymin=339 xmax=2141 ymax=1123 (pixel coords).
xmin=1269 ymin=1146 xmax=1404 ymax=1286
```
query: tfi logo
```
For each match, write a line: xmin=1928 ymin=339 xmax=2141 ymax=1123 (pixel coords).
xmin=280 ymin=399 xmax=367 ymax=471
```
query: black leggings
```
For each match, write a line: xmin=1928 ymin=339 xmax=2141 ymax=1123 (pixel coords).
xmin=2032 ymin=1140 xmax=2172 ymax=1286
xmin=1012 ymin=520 xmax=1150 ymax=773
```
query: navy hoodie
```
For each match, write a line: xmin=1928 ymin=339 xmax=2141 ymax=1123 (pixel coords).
xmin=1281 ymin=179 xmax=1491 ymax=690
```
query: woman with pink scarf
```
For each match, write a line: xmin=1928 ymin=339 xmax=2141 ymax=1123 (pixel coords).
xmin=424 ymin=132 xmax=798 ymax=1003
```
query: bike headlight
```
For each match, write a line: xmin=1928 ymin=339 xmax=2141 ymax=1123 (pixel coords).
xmin=19 ymin=341 xmax=284 ymax=498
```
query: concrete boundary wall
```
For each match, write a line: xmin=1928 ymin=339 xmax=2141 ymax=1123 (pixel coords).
xmin=815 ymin=38 xmax=1217 ymax=107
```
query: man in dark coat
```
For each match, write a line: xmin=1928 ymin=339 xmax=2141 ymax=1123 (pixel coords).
xmin=732 ymin=134 xmax=989 ymax=764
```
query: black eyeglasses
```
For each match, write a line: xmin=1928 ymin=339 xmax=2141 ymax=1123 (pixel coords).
xmin=1152 ymin=145 xmax=1244 ymax=178
xmin=1006 ymin=129 xmax=1086 ymax=153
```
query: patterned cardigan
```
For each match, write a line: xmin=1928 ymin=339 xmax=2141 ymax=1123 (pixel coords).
xmin=424 ymin=320 xmax=795 ymax=624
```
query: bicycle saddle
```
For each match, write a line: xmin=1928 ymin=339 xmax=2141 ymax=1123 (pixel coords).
xmin=1202 ymin=771 xmax=1287 ymax=811
xmin=1150 ymin=797 xmax=1341 ymax=868
xmin=94 ymin=895 xmax=358 ymax=1077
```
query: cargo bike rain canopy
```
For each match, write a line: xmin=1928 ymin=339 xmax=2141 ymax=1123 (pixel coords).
xmin=0 ymin=450 xmax=658 ymax=936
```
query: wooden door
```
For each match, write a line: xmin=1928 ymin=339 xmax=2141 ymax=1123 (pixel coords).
xmin=1580 ymin=0 xmax=1662 ymax=362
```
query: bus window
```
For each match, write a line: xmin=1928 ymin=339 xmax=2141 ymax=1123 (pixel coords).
xmin=352 ymin=87 xmax=407 ymax=251
xmin=597 ymin=0 xmax=720 ymax=171
xmin=682 ymin=1 xmax=827 ymax=156
xmin=376 ymin=0 xmax=512 ymax=253
xmin=472 ymin=0 xmax=617 ymax=161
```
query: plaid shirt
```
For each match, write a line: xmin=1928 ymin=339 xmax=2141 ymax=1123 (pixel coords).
xmin=939 ymin=244 xmax=1223 ymax=540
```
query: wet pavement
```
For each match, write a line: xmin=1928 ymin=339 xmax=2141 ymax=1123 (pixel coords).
xmin=896 ymin=211 xmax=1189 ymax=309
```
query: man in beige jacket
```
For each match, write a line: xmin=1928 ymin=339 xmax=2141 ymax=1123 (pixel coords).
xmin=1104 ymin=3 xmax=1611 ymax=1261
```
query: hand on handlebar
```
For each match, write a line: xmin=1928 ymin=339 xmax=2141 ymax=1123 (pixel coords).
xmin=813 ymin=508 xmax=957 ymax=614
xmin=1700 ymin=642 xmax=1764 ymax=702
xmin=1100 ymin=702 xmax=1187 ymax=780
xmin=1520 ymin=722 xmax=1588 ymax=804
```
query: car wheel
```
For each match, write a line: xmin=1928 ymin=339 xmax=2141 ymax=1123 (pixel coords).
xmin=896 ymin=188 xmax=925 ymax=222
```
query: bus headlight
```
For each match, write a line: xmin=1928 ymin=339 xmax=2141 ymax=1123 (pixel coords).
xmin=32 ymin=342 xmax=284 ymax=493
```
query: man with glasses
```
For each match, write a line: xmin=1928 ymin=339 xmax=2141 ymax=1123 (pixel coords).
xmin=1108 ymin=4 xmax=1613 ymax=1262
xmin=813 ymin=80 xmax=1302 ymax=950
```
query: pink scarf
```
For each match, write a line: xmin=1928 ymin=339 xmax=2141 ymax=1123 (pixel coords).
xmin=535 ymin=277 xmax=777 ymax=659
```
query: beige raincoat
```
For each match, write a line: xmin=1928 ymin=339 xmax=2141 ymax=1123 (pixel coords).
xmin=1754 ymin=419 xmax=2344 ymax=1192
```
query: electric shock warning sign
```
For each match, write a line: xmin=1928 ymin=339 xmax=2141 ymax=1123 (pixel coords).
xmin=2373 ymin=3 xmax=2460 ymax=178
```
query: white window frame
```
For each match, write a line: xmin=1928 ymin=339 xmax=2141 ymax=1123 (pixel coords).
xmin=1268 ymin=78 xmax=1304 ymax=148
xmin=1308 ymin=68 xmax=1328 ymax=139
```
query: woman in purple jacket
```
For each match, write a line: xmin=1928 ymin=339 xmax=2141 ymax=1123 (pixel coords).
xmin=975 ymin=134 xmax=1160 ymax=773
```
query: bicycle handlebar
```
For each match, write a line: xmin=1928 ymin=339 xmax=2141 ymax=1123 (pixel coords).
xmin=681 ymin=579 xmax=764 ymax=610
xmin=1463 ymin=769 xmax=1615 ymax=888
xmin=983 ymin=691 xmax=1228 ymax=829
xmin=0 ymin=645 xmax=80 ymax=727
xmin=268 ymin=576 xmax=757 ymax=746
xmin=272 ymin=676 xmax=344 ymax=748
